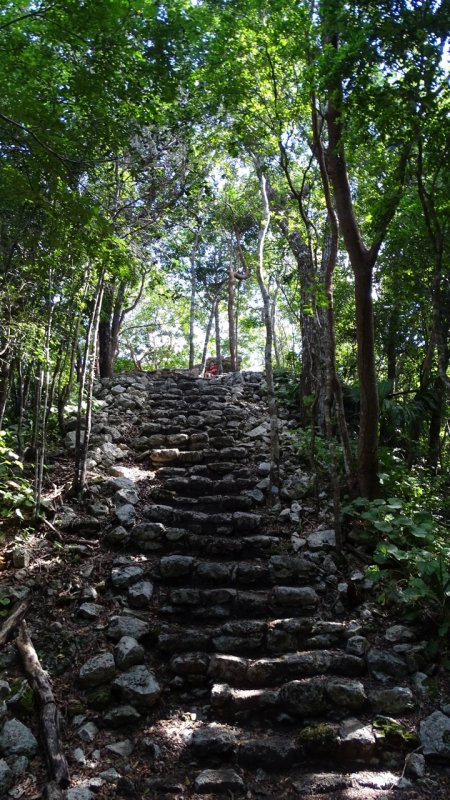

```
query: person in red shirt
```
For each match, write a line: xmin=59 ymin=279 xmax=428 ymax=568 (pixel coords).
xmin=205 ymin=361 xmax=218 ymax=378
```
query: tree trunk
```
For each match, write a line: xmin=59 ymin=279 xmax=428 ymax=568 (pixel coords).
xmin=215 ymin=300 xmax=223 ymax=374
xmin=256 ymin=170 xmax=280 ymax=497
xmin=227 ymin=265 xmax=237 ymax=371
xmin=200 ymin=297 xmax=217 ymax=375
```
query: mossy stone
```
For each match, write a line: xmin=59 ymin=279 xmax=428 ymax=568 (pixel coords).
xmin=86 ymin=685 xmax=111 ymax=710
xmin=298 ymin=722 xmax=339 ymax=755
xmin=373 ymin=716 xmax=419 ymax=751
xmin=67 ymin=700 xmax=86 ymax=717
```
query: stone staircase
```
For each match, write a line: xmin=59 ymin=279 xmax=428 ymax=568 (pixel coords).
xmin=0 ymin=368 xmax=437 ymax=799
xmin=67 ymin=370 xmax=429 ymax=796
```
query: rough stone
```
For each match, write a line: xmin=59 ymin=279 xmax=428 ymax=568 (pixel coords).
xmin=107 ymin=616 xmax=149 ymax=642
xmin=114 ymin=503 xmax=136 ymax=527
xmin=279 ymin=679 xmax=326 ymax=716
xmin=111 ymin=564 xmax=144 ymax=588
xmin=194 ymin=768 xmax=245 ymax=794
xmin=67 ymin=786 xmax=95 ymax=800
xmin=420 ymin=710 xmax=450 ymax=759
xmin=78 ymin=602 xmax=103 ymax=620
xmin=326 ymin=679 xmax=367 ymax=710
xmin=339 ymin=718 xmax=376 ymax=761
xmin=104 ymin=525 xmax=131 ymax=546
xmin=346 ymin=636 xmax=370 ymax=657
xmin=105 ymin=739 xmax=134 ymax=757
xmin=191 ymin=726 xmax=237 ymax=757
xmin=0 ymin=718 xmax=38 ymax=756
xmin=77 ymin=721 xmax=98 ymax=743
xmin=114 ymin=636 xmax=145 ymax=669
xmin=307 ymin=529 xmax=336 ymax=550
xmin=114 ymin=487 xmax=139 ymax=506
xmin=103 ymin=705 xmax=141 ymax=728
xmin=0 ymin=759 xmax=13 ymax=794
xmin=369 ymin=687 xmax=414 ymax=714
xmin=113 ymin=665 xmax=161 ymax=708
xmin=128 ymin=580 xmax=154 ymax=607
xmin=405 ymin=752 xmax=426 ymax=778
xmin=367 ymin=648 xmax=407 ymax=679
xmin=238 ymin=737 xmax=300 ymax=769
xmin=79 ymin=652 xmax=116 ymax=688
xmin=385 ymin=624 xmax=415 ymax=643
xmin=159 ymin=555 xmax=195 ymax=577
xmin=272 ymin=586 xmax=318 ymax=608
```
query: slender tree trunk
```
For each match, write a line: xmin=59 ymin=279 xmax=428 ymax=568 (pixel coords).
xmin=227 ymin=265 xmax=237 ymax=371
xmin=73 ymin=272 xmax=104 ymax=494
xmin=78 ymin=282 xmax=104 ymax=491
xmin=256 ymin=170 xmax=280 ymax=497
xmin=200 ymin=297 xmax=217 ymax=375
xmin=188 ymin=235 xmax=200 ymax=370
xmin=215 ymin=300 xmax=223 ymax=374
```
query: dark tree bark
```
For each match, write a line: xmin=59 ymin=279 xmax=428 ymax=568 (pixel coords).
xmin=98 ymin=272 xmax=146 ymax=378
xmin=321 ymin=20 xmax=409 ymax=499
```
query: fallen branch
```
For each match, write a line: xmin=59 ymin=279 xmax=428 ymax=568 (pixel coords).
xmin=16 ymin=620 xmax=70 ymax=789
xmin=0 ymin=598 xmax=30 ymax=646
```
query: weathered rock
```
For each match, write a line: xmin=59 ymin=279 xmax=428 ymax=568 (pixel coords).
xmin=106 ymin=739 xmax=134 ymax=757
xmin=79 ymin=652 xmax=116 ymax=688
xmin=194 ymin=768 xmax=245 ymax=794
xmin=420 ymin=710 xmax=450 ymax=759
xmin=326 ymin=679 xmax=367 ymax=710
xmin=107 ymin=616 xmax=149 ymax=642
xmin=385 ymin=624 xmax=415 ymax=643
xmin=369 ymin=687 xmax=414 ymax=714
xmin=367 ymin=648 xmax=407 ymax=679
xmin=77 ymin=721 xmax=98 ymax=743
xmin=114 ymin=503 xmax=136 ymax=527
xmin=0 ymin=759 xmax=13 ymax=794
xmin=128 ymin=580 xmax=154 ymax=607
xmin=279 ymin=679 xmax=326 ymax=716
xmin=160 ymin=555 xmax=195 ymax=577
xmin=0 ymin=718 xmax=38 ymax=756
xmin=238 ymin=737 xmax=300 ymax=769
xmin=114 ymin=487 xmax=139 ymax=506
xmin=78 ymin=603 xmax=103 ymax=620
xmin=103 ymin=705 xmax=141 ymax=728
xmin=191 ymin=726 xmax=237 ymax=757
xmin=346 ymin=635 xmax=370 ymax=657
xmin=114 ymin=637 xmax=145 ymax=669
xmin=307 ymin=529 xmax=336 ymax=550
xmin=113 ymin=665 xmax=161 ymax=708
xmin=339 ymin=718 xmax=376 ymax=761
xmin=111 ymin=564 xmax=144 ymax=589
xmin=104 ymin=525 xmax=131 ymax=546
xmin=272 ymin=586 xmax=318 ymax=608
xmin=405 ymin=752 xmax=426 ymax=778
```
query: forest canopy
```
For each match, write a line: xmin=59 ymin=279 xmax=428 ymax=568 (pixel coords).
xmin=0 ymin=0 xmax=448 ymax=514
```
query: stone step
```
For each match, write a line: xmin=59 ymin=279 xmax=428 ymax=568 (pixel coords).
xmin=130 ymin=523 xmax=280 ymax=555
xmin=169 ymin=649 xmax=365 ymax=686
xmin=150 ymin=490 xmax=255 ymax=512
xmin=157 ymin=555 xmax=319 ymax=587
xmin=187 ymin=724 xmax=418 ymax=771
xmin=160 ymin=585 xmax=319 ymax=620
xmin=142 ymin=505 xmax=262 ymax=533
xmin=149 ymin=446 xmax=252 ymax=466
xmin=161 ymin=476 xmax=256 ymax=496
xmin=210 ymin=677 xmax=415 ymax=722
xmin=157 ymin=619 xmax=359 ymax=656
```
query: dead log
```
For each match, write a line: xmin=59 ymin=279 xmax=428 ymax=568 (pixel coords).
xmin=0 ymin=598 xmax=30 ymax=646
xmin=16 ymin=620 xmax=70 ymax=789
